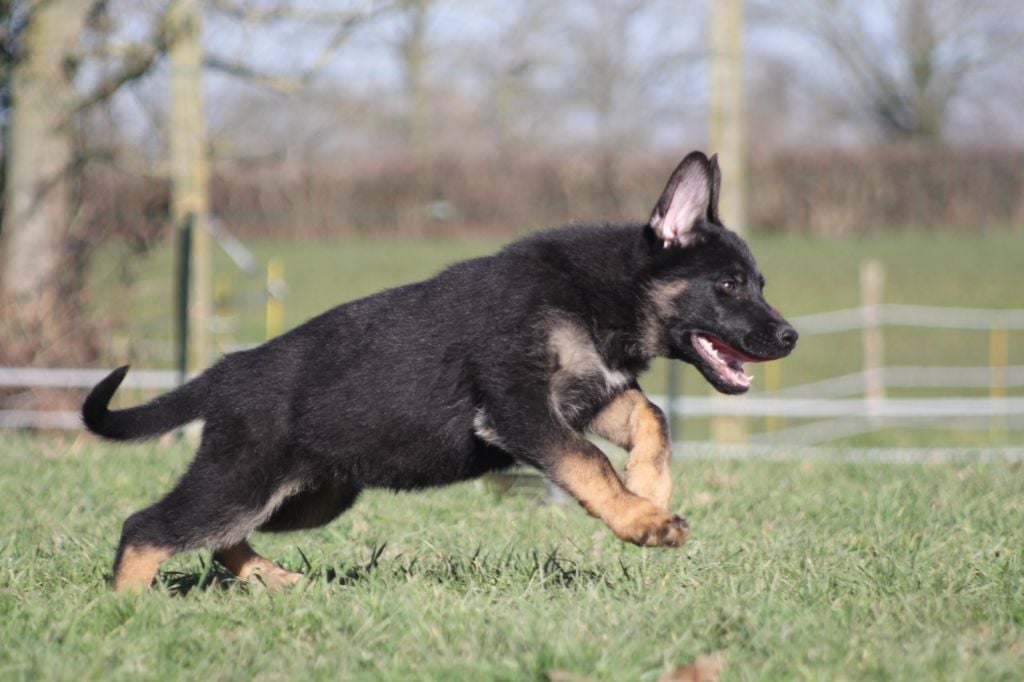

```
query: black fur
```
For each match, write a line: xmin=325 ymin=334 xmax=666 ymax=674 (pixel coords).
xmin=83 ymin=365 xmax=208 ymax=440
xmin=84 ymin=151 xmax=796 ymax=577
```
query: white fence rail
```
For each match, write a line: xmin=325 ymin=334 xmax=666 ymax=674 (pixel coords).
xmin=0 ymin=368 xmax=187 ymax=430
xmin=0 ymin=367 xmax=184 ymax=390
xmin=652 ymin=395 xmax=1024 ymax=419
xmin=791 ymin=303 xmax=1024 ymax=334
xmin=768 ymin=365 xmax=1024 ymax=399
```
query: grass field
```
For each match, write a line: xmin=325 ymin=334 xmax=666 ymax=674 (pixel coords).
xmin=1 ymin=434 xmax=1022 ymax=680
xmin=90 ymin=230 xmax=1024 ymax=447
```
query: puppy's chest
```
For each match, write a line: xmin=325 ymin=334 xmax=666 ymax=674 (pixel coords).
xmin=547 ymin=320 xmax=634 ymax=426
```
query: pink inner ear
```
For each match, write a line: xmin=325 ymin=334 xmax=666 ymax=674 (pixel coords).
xmin=657 ymin=171 xmax=709 ymax=247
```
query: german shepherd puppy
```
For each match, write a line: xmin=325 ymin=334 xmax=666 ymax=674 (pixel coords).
xmin=84 ymin=151 xmax=797 ymax=591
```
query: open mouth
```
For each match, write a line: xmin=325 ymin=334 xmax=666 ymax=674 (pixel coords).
xmin=691 ymin=333 xmax=759 ymax=391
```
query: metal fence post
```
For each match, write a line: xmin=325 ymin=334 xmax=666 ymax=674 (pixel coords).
xmin=175 ymin=214 xmax=193 ymax=388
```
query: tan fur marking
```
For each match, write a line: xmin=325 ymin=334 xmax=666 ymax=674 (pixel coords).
xmin=649 ymin=279 xmax=689 ymax=316
xmin=548 ymin=322 xmax=631 ymax=386
xmin=114 ymin=545 xmax=172 ymax=593
xmin=214 ymin=540 xmax=303 ymax=590
xmin=207 ymin=479 xmax=305 ymax=549
xmin=589 ymin=392 xmax=639 ymax=445
xmin=550 ymin=323 xmax=601 ymax=376
xmin=590 ymin=389 xmax=673 ymax=509
xmin=547 ymin=318 xmax=631 ymax=423
xmin=555 ymin=444 xmax=687 ymax=548
xmin=641 ymin=279 xmax=689 ymax=356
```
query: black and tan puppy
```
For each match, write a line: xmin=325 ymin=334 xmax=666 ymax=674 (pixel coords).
xmin=83 ymin=151 xmax=797 ymax=591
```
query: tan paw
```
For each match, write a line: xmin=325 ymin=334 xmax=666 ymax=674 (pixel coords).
xmin=244 ymin=560 xmax=304 ymax=590
xmin=616 ymin=508 xmax=690 ymax=548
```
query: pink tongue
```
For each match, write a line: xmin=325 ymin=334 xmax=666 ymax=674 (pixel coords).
xmin=712 ymin=338 xmax=761 ymax=364
xmin=714 ymin=342 xmax=740 ymax=362
xmin=704 ymin=338 xmax=751 ymax=385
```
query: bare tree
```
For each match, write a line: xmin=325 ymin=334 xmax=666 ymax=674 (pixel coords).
xmin=549 ymin=0 xmax=702 ymax=211
xmin=1 ymin=0 xmax=169 ymax=364
xmin=1 ymin=0 xmax=390 ymax=365
xmin=762 ymin=0 xmax=1024 ymax=143
xmin=393 ymin=0 xmax=433 ymax=158
xmin=471 ymin=0 xmax=561 ymax=153
xmin=0 ymin=0 xmax=27 ymax=136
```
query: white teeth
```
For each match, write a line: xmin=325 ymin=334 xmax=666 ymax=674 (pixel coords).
xmin=695 ymin=334 xmax=752 ymax=388
xmin=698 ymin=336 xmax=720 ymax=360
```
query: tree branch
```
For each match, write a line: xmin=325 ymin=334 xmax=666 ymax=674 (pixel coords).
xmin=206 ymin=1 xmax=393 ymax=92
xmin=71 ymin=6 xmax=175 ymax=114
xmin=204 ymin=55 xmax=305 ymax=94
xmin=209 ymin=0 xmax=392 ymax=26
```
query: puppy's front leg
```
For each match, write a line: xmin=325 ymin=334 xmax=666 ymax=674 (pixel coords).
xmin=589 ymin=389 xmax=673 ymax=510
xmin=550 ymin=437 xmax=687 ymax=548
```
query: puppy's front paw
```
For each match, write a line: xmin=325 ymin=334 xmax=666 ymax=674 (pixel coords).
xmin=624 ymin=470 xmax=673 ymax=510
xmin=617 ymin=508 xmax=690 ymax=547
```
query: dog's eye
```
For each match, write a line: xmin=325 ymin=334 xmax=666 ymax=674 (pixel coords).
xmin=718 ymin=280 xmax=736 ymax=293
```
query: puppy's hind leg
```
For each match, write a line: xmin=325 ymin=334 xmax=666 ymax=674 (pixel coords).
xmin=214 ymin=540 xmax=303 ymax=590
xmin=112 ymin=444 xmax=308 ymax=592
xmin=214 ymin=482 xmax=363 ymax=589
xmin=112 ymin=525 xmax=173 ymax=593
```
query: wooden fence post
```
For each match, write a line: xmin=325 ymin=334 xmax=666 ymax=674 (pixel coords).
xmin=169 ymin=0 xmax=212 ymax=373
xmin=990 ymin=325 xmax=1008 ymax=439
xmin=860 ymin=259 xmax=885 ymax=422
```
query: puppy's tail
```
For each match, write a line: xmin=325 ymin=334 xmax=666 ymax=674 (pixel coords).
xmin=82 ymin=366 xmax=208 ymax=441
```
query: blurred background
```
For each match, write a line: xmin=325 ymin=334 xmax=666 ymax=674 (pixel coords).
xmin=1 ymin=0 xmax=1022 ymax=452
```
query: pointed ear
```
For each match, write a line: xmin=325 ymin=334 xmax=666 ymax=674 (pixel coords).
xmin=707 ymin=153 xmax=722 ymax=224
xmin=649 ymin=151 xmax=713 ymax=248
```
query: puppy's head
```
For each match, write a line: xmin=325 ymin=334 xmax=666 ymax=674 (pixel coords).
xmin=643 ymin=152 xmax=797 ymax=394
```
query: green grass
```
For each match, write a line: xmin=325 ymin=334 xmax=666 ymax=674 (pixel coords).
xmin=88 ymin=230 xmax=1024 ymax=447
xmin=2 ymin=434 xmax=1022 ymax=680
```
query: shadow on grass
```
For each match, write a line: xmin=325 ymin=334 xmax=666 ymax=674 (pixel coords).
xmin=139 ymin=544 xmax=644 ymax=595
xmin=320 ymin=543 xmax=627 ymax=591
xmin=156 ymin=563 xmax=241 ymax=597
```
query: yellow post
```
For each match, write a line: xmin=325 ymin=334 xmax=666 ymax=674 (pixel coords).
xmin=765 ymin=361 xmax=780 ymax=434
xmin=990 ymin=326 xmax=1008 ymax=438
xmin=214 ymin=275 xmax=231 ymax=311
xmin=266 ymin=258 xmax=285 ymax=340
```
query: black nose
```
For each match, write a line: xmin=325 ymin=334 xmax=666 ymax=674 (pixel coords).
xmin=776 ymin=324 xmax=798 ymax=350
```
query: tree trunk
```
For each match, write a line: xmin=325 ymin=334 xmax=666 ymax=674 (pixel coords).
xmin=1 ymin=0 xmax=91 ymax=364
xmin=399 ymin=0 xmax=431 ymax=159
